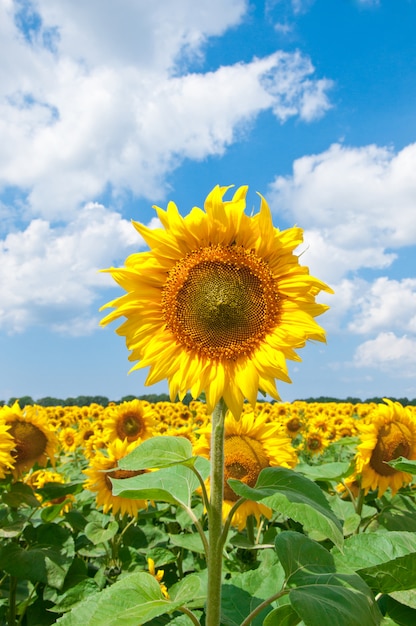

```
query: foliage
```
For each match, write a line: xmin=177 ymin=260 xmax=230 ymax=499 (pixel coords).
xmin=1 ymin=400 xmax=416 ymax=624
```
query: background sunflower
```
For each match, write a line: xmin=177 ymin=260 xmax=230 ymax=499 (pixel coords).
xmin=194 ymin=410 xmax=297 ymax=530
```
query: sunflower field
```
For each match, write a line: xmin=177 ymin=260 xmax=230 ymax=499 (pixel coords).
xmin=1 ymin=397 xmax=416 ymax=626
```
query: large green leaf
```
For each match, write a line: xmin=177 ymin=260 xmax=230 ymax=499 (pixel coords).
xmin=274 ymin=532 xmax=381 ymax=626
xmin=274 ymin=531 xmax=335 ymax=583
xmin=381 ymin=594 xmax=416 ymax=625
xmin=0 ymin=525 xmax=74 ymax=589
xmin=117 ymin=436 xmax=196 ymax=470
xmin=2 ymin=482 xmax=40 ymax=508
xmin=55 ymin=572 xmax=186 ymax=626
xmin=228 ymin=467 xmax=343 ymax=549
xmin=332 ymin=531 xmax=416 ymax=593
xmin=169 ymin=572 xmax=207 ymax=609
xmin=289 ymin=577 xmax=381 ymax=626
xmin=111 ymin=460 xmax=208 ymax=508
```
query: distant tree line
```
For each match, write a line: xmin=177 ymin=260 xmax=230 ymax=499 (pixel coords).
xmin=1 ymin=394 xmax=416 ymax=408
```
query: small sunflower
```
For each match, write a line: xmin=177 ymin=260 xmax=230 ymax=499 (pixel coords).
xmin=102 ymin=399 xmax=155 ymax=443
xmin=100 ymin=185 xmax=332 ymax=418
xmin=59 ymin=427 xmax=78 ymax=453
xmin=194 ymin=411 xmax=297 ymax=530
xmin=354 ymin=399 xmax=416 ymax=497
xmin=0 ymin=422 xmax=15 ymax=479
xmin=84 ymin=438 xmax=148 ymax=517
xmin=0 ymin=402 xmax=58 ymax=476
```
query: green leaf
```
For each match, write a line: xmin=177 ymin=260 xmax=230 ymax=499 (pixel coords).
xmin=169 ymin=572 xmax=207 ymax=608
xmin=55 ymin=572 xmax=185 ymax=626
xmin=332 ymin=531 xmax=416 ymax=593
xmin=275 ymin=532 xmax=335 ymax=585
xmin=84 ymin=520 xmax=119 ymax=545
xmin=228 ymin=467 xmax=343 ymax=549
xmin=117 ymin=436 xmax=195 ymax=470
xmin=0 ymin=526 xmax=74 ymax=589
xmin=221 ymin=555 xmax=286 ymax=626
xmin=112 ymin=460 xmax=209 ymax=508
xmin=382 ymin=594 xmax=416 ymax=625
xmin=289 ymin=576 xmax=381 ymax=626
xmin=386 ymin=457 xmax=416 ymax=473
xmin=2 ymin=482 xmax=40 ymax=508
xmin=169 ymin=531 xmax=208 ymax=554
xmin=296 ymin=462 xmax=351 ymax=482
xmin=263 ymin=604 xmax=301 ymax=626
xmin=48 ymin=579 xmax=101 ymax=613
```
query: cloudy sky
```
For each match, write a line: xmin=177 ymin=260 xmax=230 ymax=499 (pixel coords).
xmin=1 ymin=0 xmax=416 ymax=404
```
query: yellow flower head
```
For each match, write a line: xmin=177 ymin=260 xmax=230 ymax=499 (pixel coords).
xmin=0 ymin=422 xmax=15 ymax=479
xmin=194 ymin=410 xmax=297 ymax=530
xmin=84 ymin=438 xmax=148 ymax=517
xmin=354 ymin=399 xmax=416 ymax=497
xmin=0 ymin=402 xmax=58 ymax=476
xmin=102 ymin=399 xmax=156 ymax=443
xmin=100 ymin=185 xmax=332 ymax=418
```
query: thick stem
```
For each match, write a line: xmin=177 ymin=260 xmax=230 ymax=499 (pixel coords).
xmin=205 ymin=398 xmax=227 ymax=626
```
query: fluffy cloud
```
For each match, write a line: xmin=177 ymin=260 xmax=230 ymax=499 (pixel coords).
xmin=348 ymin=277 xmax=416 ymax=335
xmin=269 ymin=142 xmax=416 ymax=289
xmin=354 ymin=332 xmax=416 ymax=375
xmin=0 ymin=203 xmax=146 ymax=334
xmin=0 ymin=1 xmax=332 ymax=220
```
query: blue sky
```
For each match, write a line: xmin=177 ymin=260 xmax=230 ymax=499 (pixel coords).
xmin=1 ymin=0 xmax=416 ymax=404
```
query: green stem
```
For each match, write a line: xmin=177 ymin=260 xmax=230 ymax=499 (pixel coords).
xmin=178 ymin=605 xmax=201 ymax=626
xmin=8 ymin=575 xmax=17 ymax=626
xmin=239 ymin=588 xmax=288 ymax=626
xmin=206 ymin=398 xmax=227 ymax=626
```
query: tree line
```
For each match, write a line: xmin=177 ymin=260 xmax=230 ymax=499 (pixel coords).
xmin=1 ymin=394 xmax=416 ymax=408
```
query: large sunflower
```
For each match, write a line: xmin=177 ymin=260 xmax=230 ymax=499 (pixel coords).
xmin=194 ymin=411 xmax=298 ymax=530
xmin=100 ymin=186 xmax=332 ymax=418
xmin=84 ymin=438 xmax=148 ymax=517
xmin=354 ymin=399 xmax=416 ymax=497
xmin=0 ymin=402 xmax=58 ymax=476
xmin=0 ymin=422 xmax=15 ymax=479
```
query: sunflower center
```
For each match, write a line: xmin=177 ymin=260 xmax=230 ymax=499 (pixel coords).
xmin=223 ymin=435 xmax=270 ymax=501
xmin=370 ymin=422 xmax=412 ymax=476
xmin=9 ymin=421 xmax=48 ymax=464
xmin=105 ymin=468 xmax=145 ymax=491
xmin=162 ymin=245 xmax=280 ymax=360
xmin=117 ymin=412 xmax=144 ymax=439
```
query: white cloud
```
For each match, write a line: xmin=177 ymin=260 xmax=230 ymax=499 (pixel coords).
xmin=0 ymin=1 xmax=333 ymax=220
xmin=348 ymin=277 xmax=416 ymax=335
xmin=0 ymin=203 xmax=144 ymax=334
xmin=269 ymin=142 xmax=416 ymax=293
xmin=354 ymin=332 xmax=416 ymax=374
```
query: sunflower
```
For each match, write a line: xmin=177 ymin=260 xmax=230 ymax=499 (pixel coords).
xmin=102 ymin=399 xmax=155 ymax=443
xmin=0 ymin=422 xmax=15 ymax=479
xmin=0 ymin=402 xmax=58 ymax=476
xmin=84 ymin=438 xmax=148 ymax=517
xmin=24 ymin=469 xmax=75 ymax=513
xmin=59 ymin=427 xmax=78 ymax=453
xmin=194 ymin=411 xmax=297 ymax=530
xmin=354 ymin=399 xmax=416 ymax=497
xmin=100 ymin=185 xmax=332 ymax=418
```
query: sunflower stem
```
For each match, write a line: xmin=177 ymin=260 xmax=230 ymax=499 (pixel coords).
xmin=206 ymin=398 xmax=227 ymax=626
